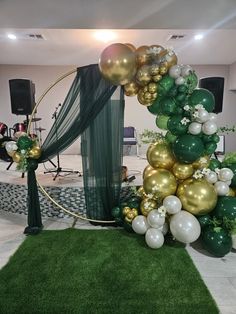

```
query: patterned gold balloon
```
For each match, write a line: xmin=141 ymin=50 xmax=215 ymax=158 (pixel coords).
xmin=144 ymin=91 xmax=152 ymax=102
xmin=172 ymin=162 xmax=194 ymax=180
xmin=99 ymin=43 xmax=137 ymax=85
xmin=143 ymin=165 xmax=155 ymax=179
xmin=159 ymin=65 xmax=168 ymax=75
xmin=136 ymin=65 xmax=152 ymax=86
xmin=192 ymin=156 xmax=210 ymax=169
xmin=226 ymin=188 xmax=235 ymax=197
xmin=137 ymin=89 xmax=152 ymax=106
xmin=147 ymin=142 xmax=176 ymax=169
xmin=143 ymin=168 xmax=177 ymax=200
xmin=151 ymin=92 xmax=158 ymax=101
xmin=140 ymin=198 xmax=158 ymax=216
xmin=28 ymin=146 xmax=42 ymax=159
xmin=123 ymin=206 xmax=131 ymax=216
xmin=125 ymin=211 xmax=136 ymax=223
xmin=131 ymin=208 xmax=139 ymax=217
xmin=152 ymin=74 xmax=162 ymax=82
xmin=12 ymin=151 xmax=22 ymax=163
xmin=177 ymin=178 xmax=217 ymax=215
xmin=148 ymin=82 xmax=158 ymax=94
xmin=150 ymin=64 xmax=160 ymax=76
xmin=124 ymin=81 xmax=139 ymax=96
xmin=136 ymin=45 xmax=151 ymax=66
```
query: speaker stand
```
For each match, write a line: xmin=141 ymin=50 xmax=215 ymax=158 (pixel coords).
xmin=6 ymin=161 xmax=24 ymax=178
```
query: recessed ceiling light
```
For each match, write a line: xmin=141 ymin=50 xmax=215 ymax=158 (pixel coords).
xmin=194 ymin=34 xmax=203 ymax=40
xmin=7 ymin=33 xmax=17 ymax=40
xmin=93 ymin=30 xmax=117 ymax=43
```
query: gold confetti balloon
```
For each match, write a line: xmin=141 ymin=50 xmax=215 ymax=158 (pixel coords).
xmin=172 ymin=162 xmax=194 ymax=180
xmin=147 ymin=142 xmax=176 ymax=170
xmin=140 ymin=198 xmax=158 ymax=216
xmin=143 ymin=168 xmax=177 ymax=200
xmin=177 ymin=178 xmax=217 ymax=215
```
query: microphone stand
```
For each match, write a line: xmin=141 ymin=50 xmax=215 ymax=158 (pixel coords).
xmin=44 ymin=104 xmax=81 ymax=181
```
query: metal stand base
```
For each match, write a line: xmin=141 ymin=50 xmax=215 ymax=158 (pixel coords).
xmin=44 ymin=167 xmax=81 ymax=181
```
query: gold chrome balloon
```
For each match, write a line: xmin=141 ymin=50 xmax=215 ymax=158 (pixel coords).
xmin=143 ymin=168 xmax=177 ymax=200
xmin=172 ymin=162 xmax=194 ymax=180
xmin=125 ymin=43 xmax=136 ymax=52
xmin=124 ymin=81 xmax=139 ymax=96
xmin=125 ymin=211 xmax=136 ymax=223
xmin=148 ymin=82 xmax=158 ymax=94
xmin=28 ymin=146 xmax=42 ymax=159
xmin=136 ymin=65 xmax=152 ymax=86
xmin=147 ymin=142 xmax=176 ymax=169
xmin=99 ymin=43 xmax=137 ymax=85
xmin=192 ymin=156 xmax=210 ymax=169
xmin=136 ymin=45 xmax=151 ymax=66
xmin=143 ymin=165 xmax=155 ymax=179
xmin=177 ymin=178 xmax=217 ymax=215
xmin=152 ymin=74 xmax=162 ymax=82
xmin=140 ymin=198 xmax=158 ymax=216
xmin=131 ymin=208 xmax=139 ymax=217
xmin=12 ymin=151 xmax=22 ymax=163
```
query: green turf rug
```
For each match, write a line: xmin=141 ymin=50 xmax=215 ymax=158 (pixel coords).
xmin=0 ymin=229 xmax=218 ymax=314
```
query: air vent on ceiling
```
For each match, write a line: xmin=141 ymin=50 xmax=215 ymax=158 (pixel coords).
xmin=168 ymin=34 xmax=186 ymax=41
xmin=27 ymin=34 xmax=45 ymax=40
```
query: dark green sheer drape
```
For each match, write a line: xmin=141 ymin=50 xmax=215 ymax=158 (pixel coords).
xmin=81 ymin=88 xmax=124 ymax=220
xmin=25 ymin=64 xmax=124 ymax=234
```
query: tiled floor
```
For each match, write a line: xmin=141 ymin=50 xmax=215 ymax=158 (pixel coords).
xmin=0 ymin=155 xmax=236 ymax=314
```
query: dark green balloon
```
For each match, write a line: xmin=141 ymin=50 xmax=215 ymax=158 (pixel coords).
xmin=111 ymin=206 xmax=122 ymax=219
xmin=211 ymin=196 xmax=236 ymax=220
xmin=175 ymin=92 xmax=187 ymax=103
xmin=202 ymin=134 xmax=220 ymax=144
xmin=158 ymin=75 xmax=175 ymax=96
xmin=168 ymin=86 xmax=178 ymax=97
xmin=160 ymin=97 xmax=177 ymax=116
xmin=127 ymin=197 xmax=141 ymax=209
xmin=172 ymin=134 xmax=205 ymax=163
xmin=201 ymin=226 xmax=232 ymax=257
xmin=198 ymin=215 xmax=212 ymax=229
xmin=209 ymin=159 xmax=221 ymax=171
xmin=123 ymin=221 xmax=134 ymax=233
xmin=205 ymin=142 xmax=217 ymax=155
xmin=148 ymin=98 xmax=162 ymax=115
xmin=189 ymin=88 xmax=215 ymax=112
xmin=27 ymin=158 xmax=38 ymax=171
xmin=167 ymin=115 xmax=189 ymax=136
xmin=17 ymin=135 xmax=33 ymax=150
xmin=165 ymin=131 xmax=177 ymax=144
xmin=178 ymin=85 xmax=188 ymax=94
xmin=156 ymin=115 xmax=170 ymax=130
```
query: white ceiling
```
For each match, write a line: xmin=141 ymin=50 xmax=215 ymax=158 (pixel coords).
xmin=1 ymin=0 xmax=236 ymax=66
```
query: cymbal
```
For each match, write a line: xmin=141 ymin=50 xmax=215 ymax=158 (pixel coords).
xmin=35 ymin=127 xmax=46 ymax=131
xmin=24 ymin=117 xmax=42 ymax=122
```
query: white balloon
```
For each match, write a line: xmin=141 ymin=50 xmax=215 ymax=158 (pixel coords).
xmin=188 ymin=122 xmax=202 ymax=135
xmin=205 ymin=171 xmax=218 ymax=184
xmin=225 ymin=180 xmax=232 ymax=186
xmin=158 ymin=222 xmax=169 ymax=235
xmin=181 ymin=65 xmax=193 ymax=77
xmin=145 ymin=228 xmax=164 ymax=249
xmin=202 ymin=121 xmax=218 ymax=135
xmin=175 ymin=76 xmax=185 ymax=85
xmin=132 ymin=215 xmax=149 ymax=235
xmin=170 ymin=211 xmax=201 ymax=244
xmin=208 ymin=113 xmax=217 ymax=122
xmin=147 ymin=210 xmax=165 ymax=228
xmin=214 ymin=181 xmax=229 ymax=196
xmin=5 ymin=141 xmax=18 ymax=153
xmin=169 ymin=65 xmax=181 ymax=79
xmin=195 ymin=109 xmax=209 ymax=123
xmin=218 ymin=168 xmax=234 ymax=181
xmin=163 ymin=195 xmax=182 ymax=215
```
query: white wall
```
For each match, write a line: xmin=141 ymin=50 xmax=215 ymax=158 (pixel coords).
xmin=0 ymin=64 xmax=236 ymax=154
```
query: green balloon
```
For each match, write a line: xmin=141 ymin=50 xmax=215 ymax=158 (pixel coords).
xmin=189 ymin=88 xmax=215 ymax=112
xmin=185 ymin=72 xmax=198 ymax=94
xmin=211 ymin=196 xmax=236 ymax=220
xmin=198 ymin=215 xmax=212 ymax=229
xmin=205 ymin=142 xmax=217 ymax=155
xmin=168 ymin=86 xmax=178 ymax=97
xmin=172 ymin=134 xmax=205 ymax=163
xmin=201 ymin=226 xmax=232 ymax=257
xmin=167 ymin=115 xmax=189 ymax=136
xmin=175 ymin=92 xmax=187 ymax=104
xmin=156 ymin=115 xmax=170 ymax=130
xmin=178 ymin=85 xmax=188 ymax=94
xmin=127 ymin=197 xmax=141 ymax=209
xmin=209 ymin=159 xmax=221 ymax=171
xmin=158 ymin=75 xmax=175 ymax=96
xmin=202 ymin=134 xmax=220 ymax=144
xmin=17 ymin=135 xmax=33 ymax=150
xmin=165 ymin=131 xmax=177 ymax=144
xmin=111 ymin=206 xmax=122 ymax=219
xmin=147 ymin=97 xmax=162 ymax=115
xmin=160 ymin=97 xmax=177 ymax=115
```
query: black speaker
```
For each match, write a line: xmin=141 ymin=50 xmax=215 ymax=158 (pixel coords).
xmin=9 ymin=79 xmax=35 ymax=115
xmin=199 ymin=77 xmax=224 ymax=113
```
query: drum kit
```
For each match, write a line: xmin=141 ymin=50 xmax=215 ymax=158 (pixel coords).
xmin=0 ymin=118 xmax=46 ymax=162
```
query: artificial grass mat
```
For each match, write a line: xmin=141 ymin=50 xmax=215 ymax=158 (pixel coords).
xmin=0 ymin=229 xmax=218 ymax=314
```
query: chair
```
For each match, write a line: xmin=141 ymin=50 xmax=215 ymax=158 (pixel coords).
xmin=123 ymin=126 xmax=139 ymax=156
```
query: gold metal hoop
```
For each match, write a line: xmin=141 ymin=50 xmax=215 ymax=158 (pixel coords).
xmin=27 ymin=68 xmax=115 ymax=224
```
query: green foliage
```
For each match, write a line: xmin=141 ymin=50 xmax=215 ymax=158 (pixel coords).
xmin=223 ymin=152 xmax=236 ymax=165
xmin=139 ymin=129 xmax=165 ymax=144
xmin=219 ymin=125 xmax=236 ymax=134
xmin=0 ymin=229 xmax=218 ymax=314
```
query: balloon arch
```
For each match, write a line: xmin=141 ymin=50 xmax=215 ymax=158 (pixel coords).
xmin=5 ymin=43 xmax=236 ymax=257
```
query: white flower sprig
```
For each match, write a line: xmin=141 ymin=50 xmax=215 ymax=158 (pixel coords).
xmin=146 ymin=46 xmax=162 ymax=56
xmin=193 ymin=170 xmax=204 ymax=179
xmin=181 ymin=117 xmax=190 ymax=125
xmin=183 ymin=105 xmax=191 ymax=112
xmin=157 ymin=206 xmax=167 ymax=217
